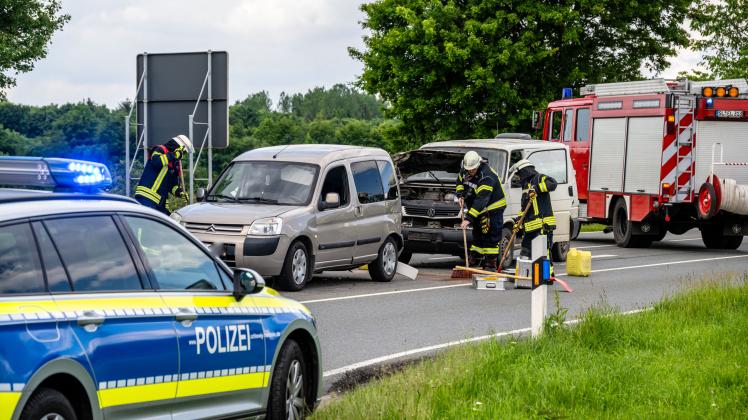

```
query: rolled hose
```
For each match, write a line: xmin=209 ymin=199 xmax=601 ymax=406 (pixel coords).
xmin=719 ymin=178 xmax=748 ymax=215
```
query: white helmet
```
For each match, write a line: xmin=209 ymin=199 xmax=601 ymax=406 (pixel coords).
xmin=172 ymin=134 xmax=194 ymax=153
xmin=462 ymin=151 xmax=482 ymax=170
xmin=508 ymin=159 xmax=533 ymax=174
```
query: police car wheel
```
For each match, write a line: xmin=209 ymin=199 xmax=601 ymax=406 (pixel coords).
xmin=20 ymin=388 xmax=77 ymax=420
xmin=268 ymin=339 xmax=308 ymax=420
xmin=278 ymin=242 xmax=311 ymax=291
xmin=369 ymin=238 xmax=398 ymax=282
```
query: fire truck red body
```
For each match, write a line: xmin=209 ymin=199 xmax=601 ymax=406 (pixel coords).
xmin=539 ymin=79 xmax=748 ymax=249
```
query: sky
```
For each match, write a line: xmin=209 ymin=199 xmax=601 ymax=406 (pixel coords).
xmin=7 ymin=0 xmax=703 ymax=109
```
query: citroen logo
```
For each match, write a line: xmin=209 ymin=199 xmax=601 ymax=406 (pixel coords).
xmin=207 ymin=224 xmax=216 ymax=232
xmin=427 ymin=208 xmax=436 ymax=218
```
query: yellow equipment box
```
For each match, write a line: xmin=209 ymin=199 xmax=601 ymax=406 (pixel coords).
xmin=566 ymin=248 xmax=591 ymax=277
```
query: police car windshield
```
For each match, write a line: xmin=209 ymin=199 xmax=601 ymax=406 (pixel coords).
xmin=208 ymin=161 xmax=319 ymax=206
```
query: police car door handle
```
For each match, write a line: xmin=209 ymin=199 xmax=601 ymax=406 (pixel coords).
xmin=77 ymin=310 xmax=106 ymax=327
xmin=175 ymin=308 xmax=198 ymax=322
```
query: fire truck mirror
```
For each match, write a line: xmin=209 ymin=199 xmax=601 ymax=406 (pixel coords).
xmin=531 ymin=110 xmax=544 ymax=131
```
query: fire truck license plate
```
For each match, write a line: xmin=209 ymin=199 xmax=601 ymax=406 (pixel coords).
xmin=716 ymin=110 xmax=744 ymax=118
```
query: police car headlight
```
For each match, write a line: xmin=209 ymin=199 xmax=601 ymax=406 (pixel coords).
xmin=170 ymin=212 xmax=183 ymax=224
xmin=249 ymin=217 xmax=283 ymax=235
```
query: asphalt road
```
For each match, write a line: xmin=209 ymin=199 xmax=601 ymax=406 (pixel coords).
xmin=281 ymin=231 xmax=748 ymax=390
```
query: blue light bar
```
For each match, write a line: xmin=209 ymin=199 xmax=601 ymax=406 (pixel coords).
xmin=0 ymin=156 xmax=112 ymax=190
xmin=562 ymin=87 xmax=573 ymax=100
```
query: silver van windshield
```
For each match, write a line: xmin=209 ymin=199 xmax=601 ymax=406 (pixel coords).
xmin=208 ymin=161 xmax=320 ymax=206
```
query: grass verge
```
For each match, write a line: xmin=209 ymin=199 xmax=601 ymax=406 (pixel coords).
xmin=581 ymin=223 xmax=607 ymax=233
xmin=313 ymin=275 xmax=748 ymax=419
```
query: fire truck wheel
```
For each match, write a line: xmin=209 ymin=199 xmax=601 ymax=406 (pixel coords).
xmin=612 ymin=199 xmax=653 ymax=248
xmin=697 ymin=183 xmax=719 ymax=220
xmin=701 ymin=227 xmax=744 ymax=249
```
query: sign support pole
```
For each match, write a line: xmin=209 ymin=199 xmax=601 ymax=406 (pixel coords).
xmin=207 ymin=50 xmax=213 ymax=187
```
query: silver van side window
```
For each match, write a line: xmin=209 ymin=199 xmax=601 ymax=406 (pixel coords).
xmin=376 ymin=160 xmax=398 ymax=200
xmin=320 ymin=165 xmax=350 ymax=207
xmin=351 ymin=161 xmax=385 ymax=204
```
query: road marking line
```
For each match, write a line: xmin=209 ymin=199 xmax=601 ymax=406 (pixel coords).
xmin=305 ymin=253 xmax=747 ymax=304
xmin=576 ymin=237 xmax=701 ymax=249
xmin=299 ymin=283 xmax=470 ymax=304
xmin=591 ymin=254 xmax=617 ymax=259
xmin=322 ymin=308 xmax=649 ymax=378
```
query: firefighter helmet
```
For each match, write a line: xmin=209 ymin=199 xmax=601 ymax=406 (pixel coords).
xmin=172 ymin=135 xmax=194 ymax=153
xmin=462 ymin=151 xmax=482 ymax=170
xmin=508 ymin=159 xmax=534 ymax=174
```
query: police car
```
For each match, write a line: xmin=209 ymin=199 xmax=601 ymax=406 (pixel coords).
xmin=0 ymin=157 xmax=321 ymax=420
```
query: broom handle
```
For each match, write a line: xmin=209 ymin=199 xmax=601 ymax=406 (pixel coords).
xmin=179 ymin=160 xmax=189 ymax=202
xmin=461 ymin=202 xmax=469 ymax=269
xmin=498 ymin=199 xmax=534 ymax=269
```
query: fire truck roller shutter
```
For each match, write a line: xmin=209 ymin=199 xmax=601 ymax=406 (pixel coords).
xmin=625 ymin=117 xmax=664 ymax=194
xmin=589 ymin=118 xmax=626 ymax=192
xmin=695 ymin=121 xmax=748 ymax=187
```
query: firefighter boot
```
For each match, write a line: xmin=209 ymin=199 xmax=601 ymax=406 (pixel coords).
xmin=483 ymin=255 xmax=498 ymax=272
xmin=468 ymin=250 xmax=484 ymax=268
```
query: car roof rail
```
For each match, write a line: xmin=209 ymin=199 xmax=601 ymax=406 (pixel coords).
xmin=0 ymin=190 xmax=137 ymax=206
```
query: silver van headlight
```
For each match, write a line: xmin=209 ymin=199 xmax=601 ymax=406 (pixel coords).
xmin=170 ymin=212 xmax=183 ymax=223
xmin=249 ymin=217 xmax=283 ymax=235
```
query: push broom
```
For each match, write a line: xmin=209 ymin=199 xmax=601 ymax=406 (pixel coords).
xmin=451 ymin=203 xmax=472 ymax=279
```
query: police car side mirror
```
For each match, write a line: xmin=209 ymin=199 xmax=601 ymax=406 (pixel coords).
xmin=232 ymin=268 xmax=265 ymax=301
xmin=196 ymin=188 xmax=207 ymax=201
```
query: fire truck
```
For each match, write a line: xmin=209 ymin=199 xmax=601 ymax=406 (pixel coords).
xmin=536 ymin=78 xmax=748 ymax=249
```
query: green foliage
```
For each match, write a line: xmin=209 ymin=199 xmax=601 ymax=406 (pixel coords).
xmin=314 ymin=275 xmax=748 ymax=419
xmin=0 ymin=0 xmax=69 ymax=98
xmin=282 ymin=84 xmax=384 ymax=120
xmin=689 ymin=0 xmax=748 ymax=79
xmin=351 ymin=0 xmax=693 ymax=142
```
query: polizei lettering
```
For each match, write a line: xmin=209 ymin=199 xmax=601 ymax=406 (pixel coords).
xmin=194 ymin=324 xmax=252 ymax=355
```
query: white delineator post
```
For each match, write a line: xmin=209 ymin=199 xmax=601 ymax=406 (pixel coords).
xmin=530 ymin=235 xmax=548 ymax=337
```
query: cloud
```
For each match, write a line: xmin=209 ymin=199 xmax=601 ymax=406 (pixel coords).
xmin=8 ymin=0 xmax=367 ymax=108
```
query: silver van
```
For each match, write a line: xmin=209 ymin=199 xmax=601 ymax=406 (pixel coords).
xmin=396 ymin=137 xmax=579 ymax=266
xmin=171 ymin=144 xmax=403 ymax=291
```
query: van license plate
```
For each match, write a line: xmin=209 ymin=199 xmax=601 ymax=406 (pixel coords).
xmin=409 ymin=232 xmax=434 ymax=241
xmin=716 ymin=110 xmax=744 ymax=118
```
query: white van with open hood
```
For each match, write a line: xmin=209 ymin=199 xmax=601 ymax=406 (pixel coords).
xmin=395 ymin=136 xmax=579 ymax=267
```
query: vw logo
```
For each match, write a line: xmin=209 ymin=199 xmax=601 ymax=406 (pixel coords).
xmin=732 ymin=224 xmax=742 ymax=234
xmin=427 ymin=208 xmax=436 ymax=218
xmin=207 ymin=224 xmax=216 ymax=232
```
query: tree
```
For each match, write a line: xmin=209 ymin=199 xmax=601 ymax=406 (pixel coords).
xmin=0 ymin=0 xmax=70 ymax=98
xmin=351 ymin=0 xmax=693 ymax=142
xmin=690 ymin=0 xmax=748 ymax=79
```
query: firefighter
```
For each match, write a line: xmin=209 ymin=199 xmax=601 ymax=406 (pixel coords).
xmin=511 ymin=159 xmax=557 ymax=268
xmin=134 ymin=134 xmax=193 ymax=215
xmin=457 ymin=151 xmax=507 ymax=271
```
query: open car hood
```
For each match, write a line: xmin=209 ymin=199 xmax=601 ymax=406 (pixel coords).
xmin=393 ymin=149 xmax=464 ymax=180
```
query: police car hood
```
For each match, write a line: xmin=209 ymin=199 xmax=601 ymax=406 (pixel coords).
xmin=175 ymin=202 xmax=297 ymax=225
xmin=394 ymin=149 xmax=463 ymax=182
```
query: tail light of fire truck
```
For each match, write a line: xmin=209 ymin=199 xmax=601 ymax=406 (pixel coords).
xmin=661 ymin=183 xmax=675 ymax=202
xmin=666 ymin=112 xmax=676 ymax=135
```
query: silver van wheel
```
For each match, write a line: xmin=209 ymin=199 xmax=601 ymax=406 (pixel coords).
xmin=40 ymin=415 xmax=65 ymax=420
xmin=286 ymin=360 xmax=305 ymax=420
xmin=382 ymin=242 xmax=397 ymax=276
xmin=292 ymin=249 xmax=307 ymax=285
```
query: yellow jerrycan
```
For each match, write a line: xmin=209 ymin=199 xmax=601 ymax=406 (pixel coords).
xmin=566 ymin=248 xmax=591 ymax=277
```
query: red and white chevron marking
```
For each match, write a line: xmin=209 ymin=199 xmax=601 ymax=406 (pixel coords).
xmin=660 ymin=112 xmax=695 ymax=202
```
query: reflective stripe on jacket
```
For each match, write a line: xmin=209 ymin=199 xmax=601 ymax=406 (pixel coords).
xmin=134 ymin=147 xmax=180 ymax=209
xmin=464 ymin=163 xmax=506 ymax=222
xmin=519 ymin=173 xmax=557 ymax=232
